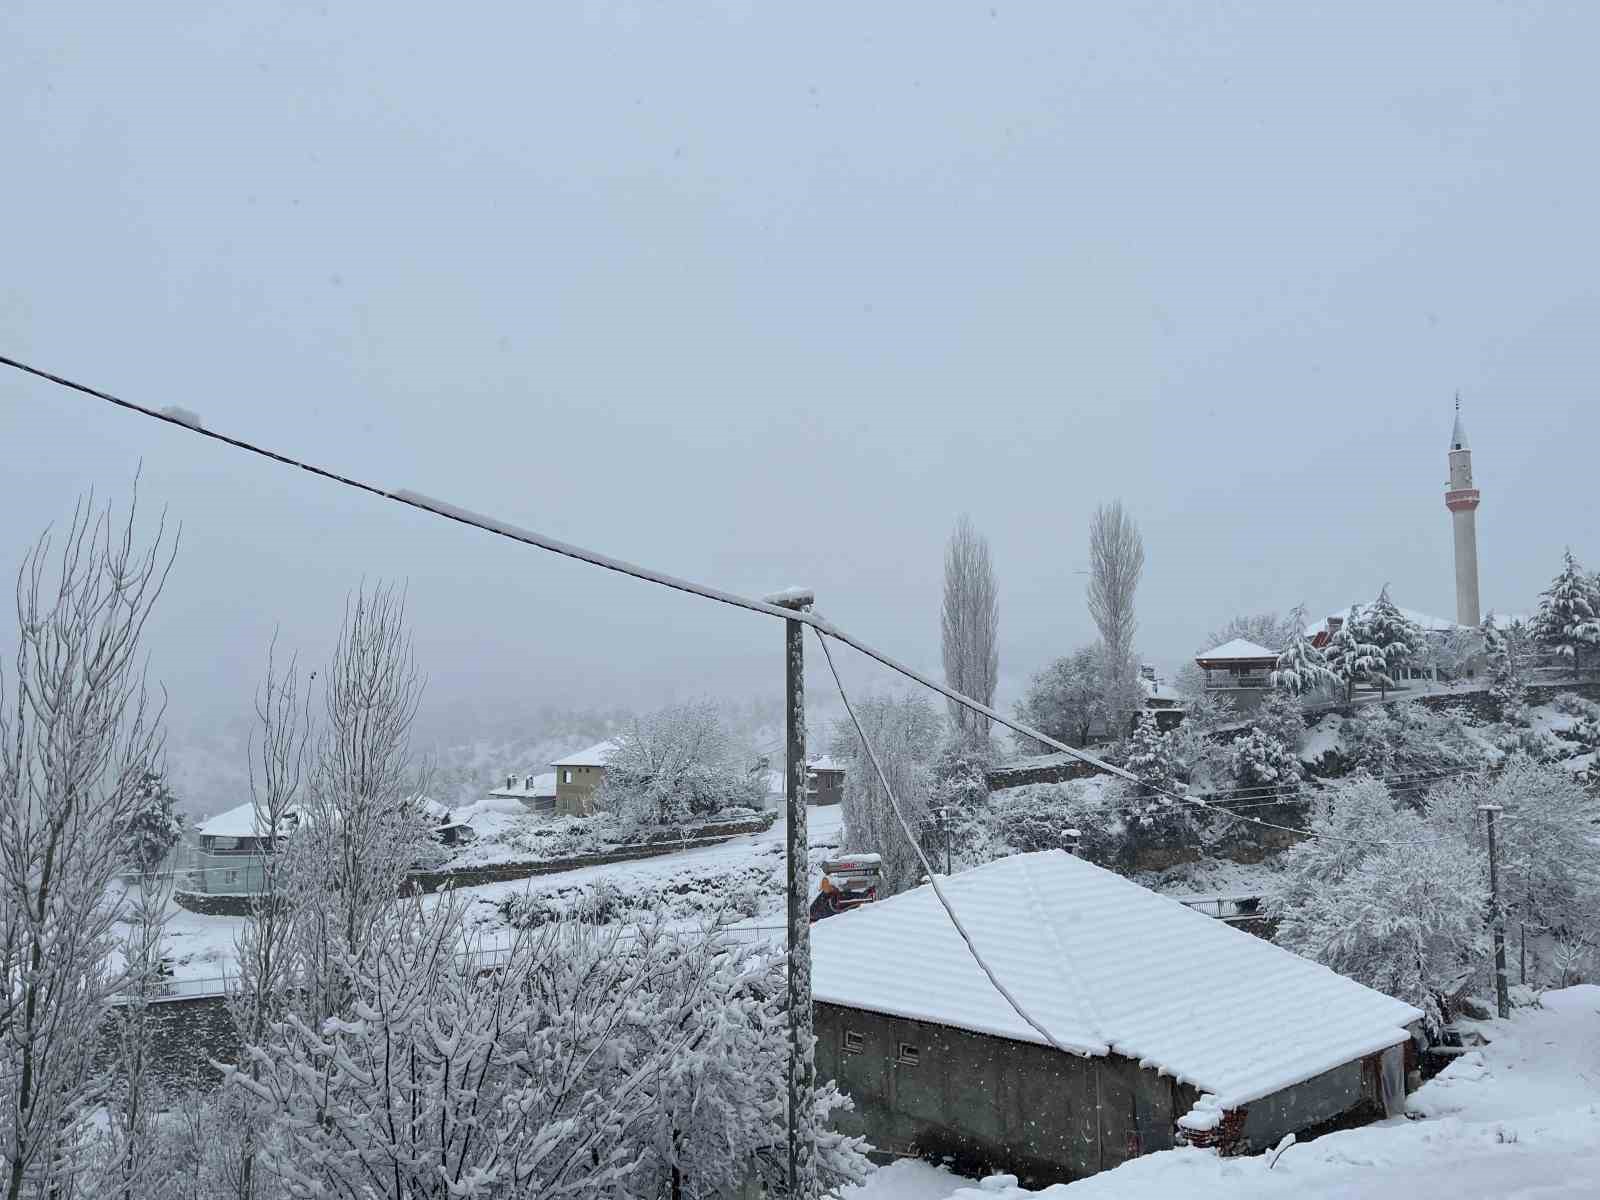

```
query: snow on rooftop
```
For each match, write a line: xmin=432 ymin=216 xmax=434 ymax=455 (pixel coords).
xmin=808 ymin=754 xmax=846 ymax=772
xmin=811 ymin=851 xmax=1421 ymax=1111
xmin=550 ymin=739 xmax=620 ymax=768
xmin=488 ymin=771 xmax=557 ymax=800
xmin=196 ymin=801 xmax=281 ymax=839
xmin=1196 ymin=637 xmax=1278 ymax=661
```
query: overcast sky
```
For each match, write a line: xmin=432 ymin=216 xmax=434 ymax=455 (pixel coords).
xmin=3 ymin=2 xmax=1596 ymax=744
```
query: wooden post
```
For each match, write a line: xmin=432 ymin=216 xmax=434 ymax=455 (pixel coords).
xmin=769 ymin=589 xmax=815 ymax=1198
xmin=1480 ymin=804 xmax=1510 ymax=1019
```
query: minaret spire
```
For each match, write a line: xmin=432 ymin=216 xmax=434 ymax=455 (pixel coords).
xmin=1445 ymin=394 xmax=1481 ymax=626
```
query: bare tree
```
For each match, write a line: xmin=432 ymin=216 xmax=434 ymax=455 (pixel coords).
xmin=831 ymin=694 xmax=942 ymax=894
xmin=1086 ymin=501 xmax=1144 ymax=730
xmin=284 ymin=584 xmax=431 ymax=1028
xmin=0 ymin=492 xmax=174 ymax=1200
xmin=226 ymin=640 xmax=312 ymax=1200
xmin=940 ymin=515 xmax=999 ymax=746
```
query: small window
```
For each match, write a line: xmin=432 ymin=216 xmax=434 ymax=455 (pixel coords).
xmin=563 ymin=769 xmax=572 ymax=784
xmin=896 ymin=1042 xmax=919 ymax=1066
xmin=843 ymin=1031 xmax=864 ymax=1055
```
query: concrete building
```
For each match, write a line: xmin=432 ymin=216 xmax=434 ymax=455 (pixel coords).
xmin=1445 ymin=399 xmax=1482 ymax=628
xmin=182 ymin=801 xmax=293 ymax=896
xmin=813 ymin=851 xmax=1422 ymax=1186
xmin=551 ymin=739 xmax=620 ymax=816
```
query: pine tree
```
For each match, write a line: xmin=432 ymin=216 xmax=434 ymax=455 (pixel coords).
xmin=1359 ymin=586 xmax=1425 ymax=699
xmin=1125 ymin=711 xmax=1184 ymax=800
xmin=1326 ymin=603 xmax=1385 ymax=705
xmin=120 ymin=768 xmax=185 ymax=875
xmin=1227 ymin=689 xmax=1304 ymax=798
xmin=1529 ymin=548 xmax=1600 ymax=680
xmin=1270 ymin=608 xmax=1338 ymax=698
xmin=1481 ymin=611 xmax=1528 ymax=722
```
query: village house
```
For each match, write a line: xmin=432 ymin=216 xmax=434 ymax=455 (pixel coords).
xmin=806 ymin=755 xmax=847 ymax=806
xmin=550 ymin=738 xmax=620 ymax=816
xmin=183 ymin=800 xmax=294 ymax=896
xmin=812 ymin=851 xmax=1422 ymax=1187
xmin=488 ymin=771 xmax=558 ymax=815
xmin=1194 ymin=637 xmax=1281 ymax=714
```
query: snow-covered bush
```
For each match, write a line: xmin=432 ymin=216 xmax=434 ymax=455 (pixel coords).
xmin=232 ymin=897 xmax=870 ymax=1198
xmin=1125 ymin=711 xmax=1184 ymax=800
xmin=1333 ymin=703 xmax=1487 ymax=779
xmin=1168 ymin=691 xmax=1236 ymax=789
xmin=498 ymin=862 xmax=777 ymax=930
xmin=927 ymin=739 xmax=997 ymax=872
xmin=120 ymin=768 xmax=185 ymax=874
xmin=599 ymin=701 xmax=766 ymax=830
xmin=985 ymin=780 xmax=1117 ymax=859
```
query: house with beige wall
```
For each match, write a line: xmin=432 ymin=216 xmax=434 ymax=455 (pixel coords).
xmin=551 ymin=739 xmax=620 ymax=816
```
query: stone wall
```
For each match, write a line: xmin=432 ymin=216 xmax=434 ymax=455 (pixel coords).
xmin=97 ymin=997 xmax=239 ymax=1094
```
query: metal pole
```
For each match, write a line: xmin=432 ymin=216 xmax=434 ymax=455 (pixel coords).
xmin=1480 ymin=804 xmax=1510 ymax=1020
xmin=770 ymin=589 xmax=815 ymax=1199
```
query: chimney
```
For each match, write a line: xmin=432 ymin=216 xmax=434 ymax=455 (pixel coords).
xmin=506 ymin=775 xmax=515 ymax=789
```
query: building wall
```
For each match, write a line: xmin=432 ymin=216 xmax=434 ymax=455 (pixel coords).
xmin=809 ymin=769 xmax=845 ymax=806
xmin=554 ymin=763 xmax=605 ymax=815
xmin=815 ymin=1003 xmax=1180 ymax=1186
xmin=816 ymin=1003 xmax=1403 ymax=1183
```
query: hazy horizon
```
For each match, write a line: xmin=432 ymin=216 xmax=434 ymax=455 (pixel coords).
xmin=5 ymin=3 xmax=1597 ymax=763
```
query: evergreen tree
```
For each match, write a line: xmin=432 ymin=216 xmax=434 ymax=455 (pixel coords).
xmin=1326 ymin=603 xmax=1385 ymax=705
xmin=1124 ymin=711 xmax=1184 ymax=800
xmin=1359 ymin=586 xmax=1425 ymax=699
xmin=1529 ymin=548 xmax=1600 ymax=680
xmin=1227 ymin=689 xmax=1304 ymax=798
xmin=120 ymin=768 xmax=185 ymax=875
xmin=1270 ymin=607 xmax=1338 ymax=698
xmin=1481 ymin=611 xmax=1528 ymax=723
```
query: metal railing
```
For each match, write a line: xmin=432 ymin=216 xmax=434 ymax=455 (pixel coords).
xmin=1175 ymin=893 xmax=1265 ymax=922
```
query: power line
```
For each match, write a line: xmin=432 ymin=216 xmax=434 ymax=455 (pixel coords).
xmin=813 ymin=626 xmax=1101 ymax=1059
xmin=1 ymin=352 xmax=1141 ymax=790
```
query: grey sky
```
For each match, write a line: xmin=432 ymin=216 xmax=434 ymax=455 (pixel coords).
xmin=3 ymin=2 xmax=1597 ymax=745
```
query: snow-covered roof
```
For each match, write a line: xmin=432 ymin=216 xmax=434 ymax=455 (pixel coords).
xmin=1310 ymin=606 xmax=1527 ymax=637
xmin=1140 ymin=677 xmax=1187 ymax=704
xmin=811 ymin=851 xmax=1421 ymax=1111
xmin=550 ymin=739 xmax=620 ymax=769
xmin=808 ymin=754 xmax=846 ymax=773
xmin=196 ymin=801 xmax=288 ymax=839
xmin=1196 ymin=638 xmax=1278 ymax=662
xmin=488 ymin=771 xmax=557 ymax=800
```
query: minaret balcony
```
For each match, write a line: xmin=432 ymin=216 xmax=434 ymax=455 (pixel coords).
xmin=1445 ymin=488 xmax=1481 ymax=512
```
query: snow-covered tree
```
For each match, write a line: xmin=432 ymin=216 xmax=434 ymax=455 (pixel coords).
xmin=927 ymin=739 xmax=994 ymax=872
xmin=1326 ymin=603 xmax=1386 ymax=704
xmin=234 ymin=899 xmax=870 ymax=1199
xmin=1087 ymin=502 xmax=1144 ymax=730
xmin=1430 ymin=758 xmax=1600 ymax=946
xmin=599 ymin=700 xmax=766 ymax=828
xmin=1529 ymin=548 xmax=1600 ymax=680
xmin=0 ymin=492 xmax=174 ymax=1199
xmin=1012 ymin=645 xmax=1104 ymax=752
xmin=1124 ymin=711 xmax=1184 ymax=802
xmin=941 ymin=515 xmax=1000 ymax=746
xmin=1228 ymin=690 xmax=1305 ymax=797
xmin=1270 ymin=612 xmax=1338 ymax=699
xmin=228 ymin=641 xmax=313 ymax=1200
xmin=119 ymin=768 xmax=184 ymax=875
xmin=1480 ymin=612 xmax=1527 ymax=722
xmin=832 ymin=693 xmax=942 ymax=895
xmin=1359 ymin=587 xmax=1426 ymax=699
xmin=1169 ymin=690 xmax=1237 ymax=789
xmin=1267 ymin=778 xmax=1486 ymax=1029
xmin=282 ymin=583 xmax=432 ymax=1031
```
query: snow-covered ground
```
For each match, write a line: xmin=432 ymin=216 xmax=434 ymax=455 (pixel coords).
xmin=145 ymin=805 xmax=847 ymax=984
xmin=843 ymin=985 xmax=1600 ymax=1200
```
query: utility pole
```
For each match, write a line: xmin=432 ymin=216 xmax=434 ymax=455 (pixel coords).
xmin=1479 ymin=804 xmax=1510 ymax=1020
xmin=768 ymin=588 xmax=815 ymax=1199
xmin=937 ymin=806 xmax=952 ymax=876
